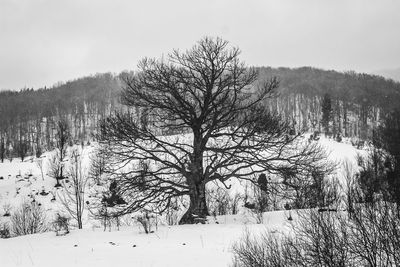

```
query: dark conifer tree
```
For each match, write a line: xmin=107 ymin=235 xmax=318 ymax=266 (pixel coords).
xmin=321 ymin=93 xmax=332 ymax=134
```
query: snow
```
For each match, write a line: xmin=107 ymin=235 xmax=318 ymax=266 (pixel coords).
xmin=319 ymin=136 xmax=364 ymax=167
xmin=0 ymin=156 xmax=54 ymax=207
xmin=0 ymin=136 xmax=365 ymax=266
xmin=0 ymin=211 xmax=291 ymax=267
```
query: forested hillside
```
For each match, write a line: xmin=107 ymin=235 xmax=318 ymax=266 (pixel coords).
xmin=0 ymin=73 xmax=122 ymax=161
xmin=258 ymin=67 xmax=400 ymax=139
xmin=0 ymin=67 xmax=399 ymax=161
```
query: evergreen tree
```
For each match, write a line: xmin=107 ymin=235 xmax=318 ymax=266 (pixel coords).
xmin=321 ymin=93 xmax=332 ymax=134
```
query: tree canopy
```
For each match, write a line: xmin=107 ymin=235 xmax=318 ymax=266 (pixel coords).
xmin=100 ymin=37 xmax=327 ymax=224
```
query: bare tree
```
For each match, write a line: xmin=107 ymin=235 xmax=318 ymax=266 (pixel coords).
xmin=230 ymin=192 xmax=243 ymax=215
xmin=100 ymin=37 xmax=327 ymax=224
xmin=55 ymin=119 xmax=70 ymax=177
xmin=58 ymin=148 xmax=88 ymax=229
xmin=90 ymin=180 xmax=127 ymax=231
xmin=232 ymin=178 xmax=400 ymax=267
xmin=11 ymin=201 xmax=48 ymax=236
xmin=89 ymin=147 xmax=107 ymax=186
xmin=52 ymin=213 xmax=70 ymax=236
xmin=48 ymin=119 xmax=70 ymax=187
xmin=164 ymin=196 xmax=181 ymax=225
xmin=232 ymin=229 xmax=291 ymax=267
xmin=206 ymin=186 xmax=231 ymax=216
xmin=36 ymin=157 xmax=45 ymax=181
xmin=134 ymin=212 xmax=156 ymax=234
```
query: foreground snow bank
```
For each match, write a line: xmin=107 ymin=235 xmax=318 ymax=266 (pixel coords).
xmin=0 ymin=211 xmax=290 ymax=267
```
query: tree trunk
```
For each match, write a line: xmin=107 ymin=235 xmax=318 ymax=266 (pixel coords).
xmin=179 ymin=181 xmax=209 ymax=224
xmin=343 ymin=102 xmax=348 ymax=137
xmin=0 ymin=133 xmax=4 ymax=163
xmin=179 ymin=129 xmax=209 ymax=224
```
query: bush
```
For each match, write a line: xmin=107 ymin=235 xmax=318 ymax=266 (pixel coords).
xmin=0 ymin=222 xmax=11 ymax=238
xmin=232 ymin=202 xmax=400 ymax=267
xmin=134 ymin=212 xmax=157 ymax=234
xmin=11 ymin=201 xmax=47 ymax=236
xmin=164 ymin=198 xmax=181 ymax=226
xmin=207 ymin=188 xmax=231 ymax=216
xmin=249 ymin=184 xmax=269 ymax=224
xmin=52 ymin=213 xmax=70 ymax=236
xmin=232 ymin=229 xmax=291 ymax=267
xmin=2 ymin=203 xmax=11 ymax=217
xmin=346 ymin=202 xmax=400 ymax=266
xmin=292 ymin=210 xmax=350 ymax=266
xmin=207 ymin=188 xmax=243 ymax=218
xmin=230 ymin=193 xmax=243 ymax=215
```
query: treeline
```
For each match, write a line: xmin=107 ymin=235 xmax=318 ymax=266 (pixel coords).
xmin=258 ymin=67 xmax=400 ymax=139
xmin=0 ymin=73 xmax=121 ymax=161
xmin=1 ymin=67 xmax=399 ymax=161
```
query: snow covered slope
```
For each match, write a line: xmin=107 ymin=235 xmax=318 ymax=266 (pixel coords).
xmin=0 ymin=136 xmax=364 ymax=219
xmin=0 ymin=211 xmax=292 ymax=267
xmin=0 ymin=135 xmax=366 ymax=266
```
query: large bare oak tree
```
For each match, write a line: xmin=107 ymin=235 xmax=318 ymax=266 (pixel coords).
xmin=100 ymin=37 xmax=326 ymax=224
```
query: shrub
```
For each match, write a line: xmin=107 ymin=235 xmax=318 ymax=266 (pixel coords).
xmin=232 ymin=229 xmax=291 ymax=267
xmin=207 ymin=187 xmax=243 ymax=218
xmin=346 ymin=202 xmax=400 ymax=266
xmin=243 ymin=178 xmax=271 ymax=223
xmin=232 ymin=201 xmax=400 ymax=267
xmin=0 ymin=222 xmax=10 ymax=238
xmin=11 ymin=201 xmax=47 ymax=236
xmin=134 ymin=212 xmax=157 ymax=234
xmin=164 ymin=198 xmax=181 ymax=226
xmin=251 ymin=184 xmax=269 ymax=224
xmin=207 ymin=187 xmax=231 ymax=216
xmin=230 ymin=193 xmax=243 ymax=215
xmin=2 ymin=203 xmax=11 ymax=217
xmin=52 ymin=213 xmax=70 ymax=236
xmin=292 ymin=210 xmax=350 ymax=266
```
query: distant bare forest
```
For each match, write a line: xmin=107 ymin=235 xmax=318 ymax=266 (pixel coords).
xmin=1 ymin=67 xmax=399 ymax=161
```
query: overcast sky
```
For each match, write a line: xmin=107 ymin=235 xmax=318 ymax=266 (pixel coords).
xmin=1 ymin=0 xmax=399 ymax=90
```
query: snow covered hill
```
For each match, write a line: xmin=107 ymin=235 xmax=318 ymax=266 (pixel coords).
xmin=0 ymin=135 xmax=366 ymax=267
xmin=0 ymin=211 xmax=293 ymax=267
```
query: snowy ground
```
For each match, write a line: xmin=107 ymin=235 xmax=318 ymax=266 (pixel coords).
xmin=0 ymin=135 xmax=365 ymax=267
xmin=0 ymin=211 xmax=291 ymax=267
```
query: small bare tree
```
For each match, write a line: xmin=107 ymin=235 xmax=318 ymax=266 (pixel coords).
xmin=244 ymin=174 xmax=278 ymax=223
xmin=89 ymin=147 xmax=107 ymax=186
xmin=36 ymin=157 xmax=45 ymax=181
xmin=164 ymin=197 xmax=181 ymax=226
xmin=58 ymin=148 xmax=88 ymax=229
xmin=230 ymin=192 xmax=243 ymax=215
xmin=134 ymin=212 xmax=156 ymax=234
xmin=52 ymin=213 xmax=70 ymax=236
xmin=232 ymin=229 xmax=292 ymax=267
xmin=11 ymin=201 xmax=47 ymax=236
xmin=48 ymin=119 xmax=70 ymax=186
xmin=232 ymin=185 xmax=400 ymax=267
xmin=248 ymin=181 xmax=269 ymax=224
xmin=282 ymin=164 xmax=335 ymax=209
xmin=206 ymin=187 xmax=231 ymax=216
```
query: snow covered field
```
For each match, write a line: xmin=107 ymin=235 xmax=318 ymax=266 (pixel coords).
xmin=0 ymin=136 xmax=365 ymax=267
xmin=0 ymin=211 xmax=291 ymax=267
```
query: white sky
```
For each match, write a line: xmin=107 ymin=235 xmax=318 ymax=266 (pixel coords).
xmin=1 ymin=0 xmax=399 ymax=90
